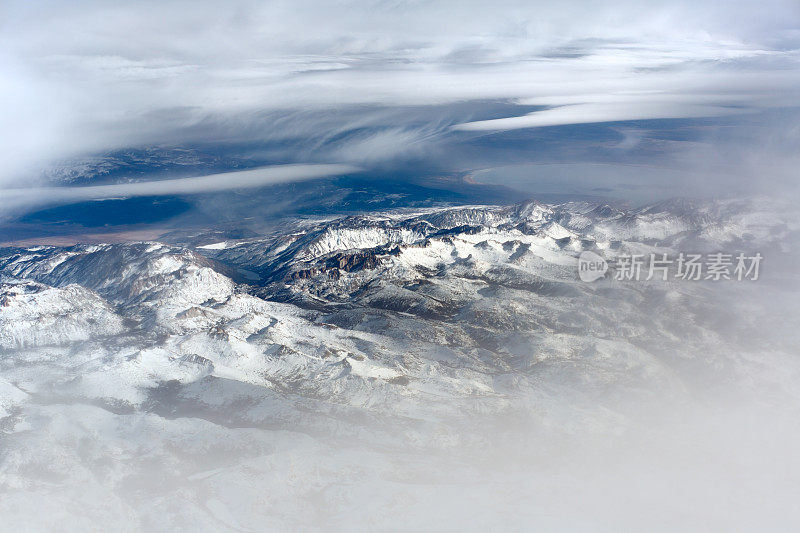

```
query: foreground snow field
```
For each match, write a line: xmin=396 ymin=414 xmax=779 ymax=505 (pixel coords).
xmin=1 ymin=197 xmax=799 ymax=531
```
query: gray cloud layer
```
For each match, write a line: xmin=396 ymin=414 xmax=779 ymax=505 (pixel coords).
xmin=1 ymin=0 xmax=799 ymax=192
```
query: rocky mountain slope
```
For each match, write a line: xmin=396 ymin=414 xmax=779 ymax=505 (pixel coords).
xmin=1 ymin=196 xmax=799 ymax=530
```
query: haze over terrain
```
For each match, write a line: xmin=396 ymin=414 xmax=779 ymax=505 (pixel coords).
xmin=1 ymin=1 xmax=799 ymax=531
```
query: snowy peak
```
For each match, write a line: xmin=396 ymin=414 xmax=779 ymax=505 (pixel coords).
xmin=0 ymin=242 xmax=235 ymax=309
xmin=0 ymin=275 xmax=124 ymax=349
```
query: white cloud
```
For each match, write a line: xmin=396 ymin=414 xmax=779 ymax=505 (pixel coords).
xmin=452 ymin=102 xmax=745 ymax=131
xmin=0 ymin=0 xmax=798 ymax=187
xmin=2 ymin=164 xmax=358 ymax=214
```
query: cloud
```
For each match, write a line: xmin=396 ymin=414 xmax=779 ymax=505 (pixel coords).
xmin=328 ymin=127 xmax=442 ymax=163
xmin=2 ymin=164 xmax=359 ymax=215
xmin=452 ymin=103 xmax=746 ymax=132
xmin=0 ymin=0 xmax=798 ymax=193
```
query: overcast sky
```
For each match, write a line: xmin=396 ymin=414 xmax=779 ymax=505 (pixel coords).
xmin=1 ymin=0 xmax=799 ymax=201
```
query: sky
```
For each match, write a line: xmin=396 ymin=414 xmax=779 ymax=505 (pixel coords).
xmin=1 ymin=0 xmax=799 ymax=211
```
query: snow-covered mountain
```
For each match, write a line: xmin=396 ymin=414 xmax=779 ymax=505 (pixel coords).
xmin=1 ymin=196 xmax=799 ymax=531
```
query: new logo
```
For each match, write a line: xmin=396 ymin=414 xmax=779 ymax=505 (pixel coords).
xmin=578 ymin=251 xmax=608 ymax=282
